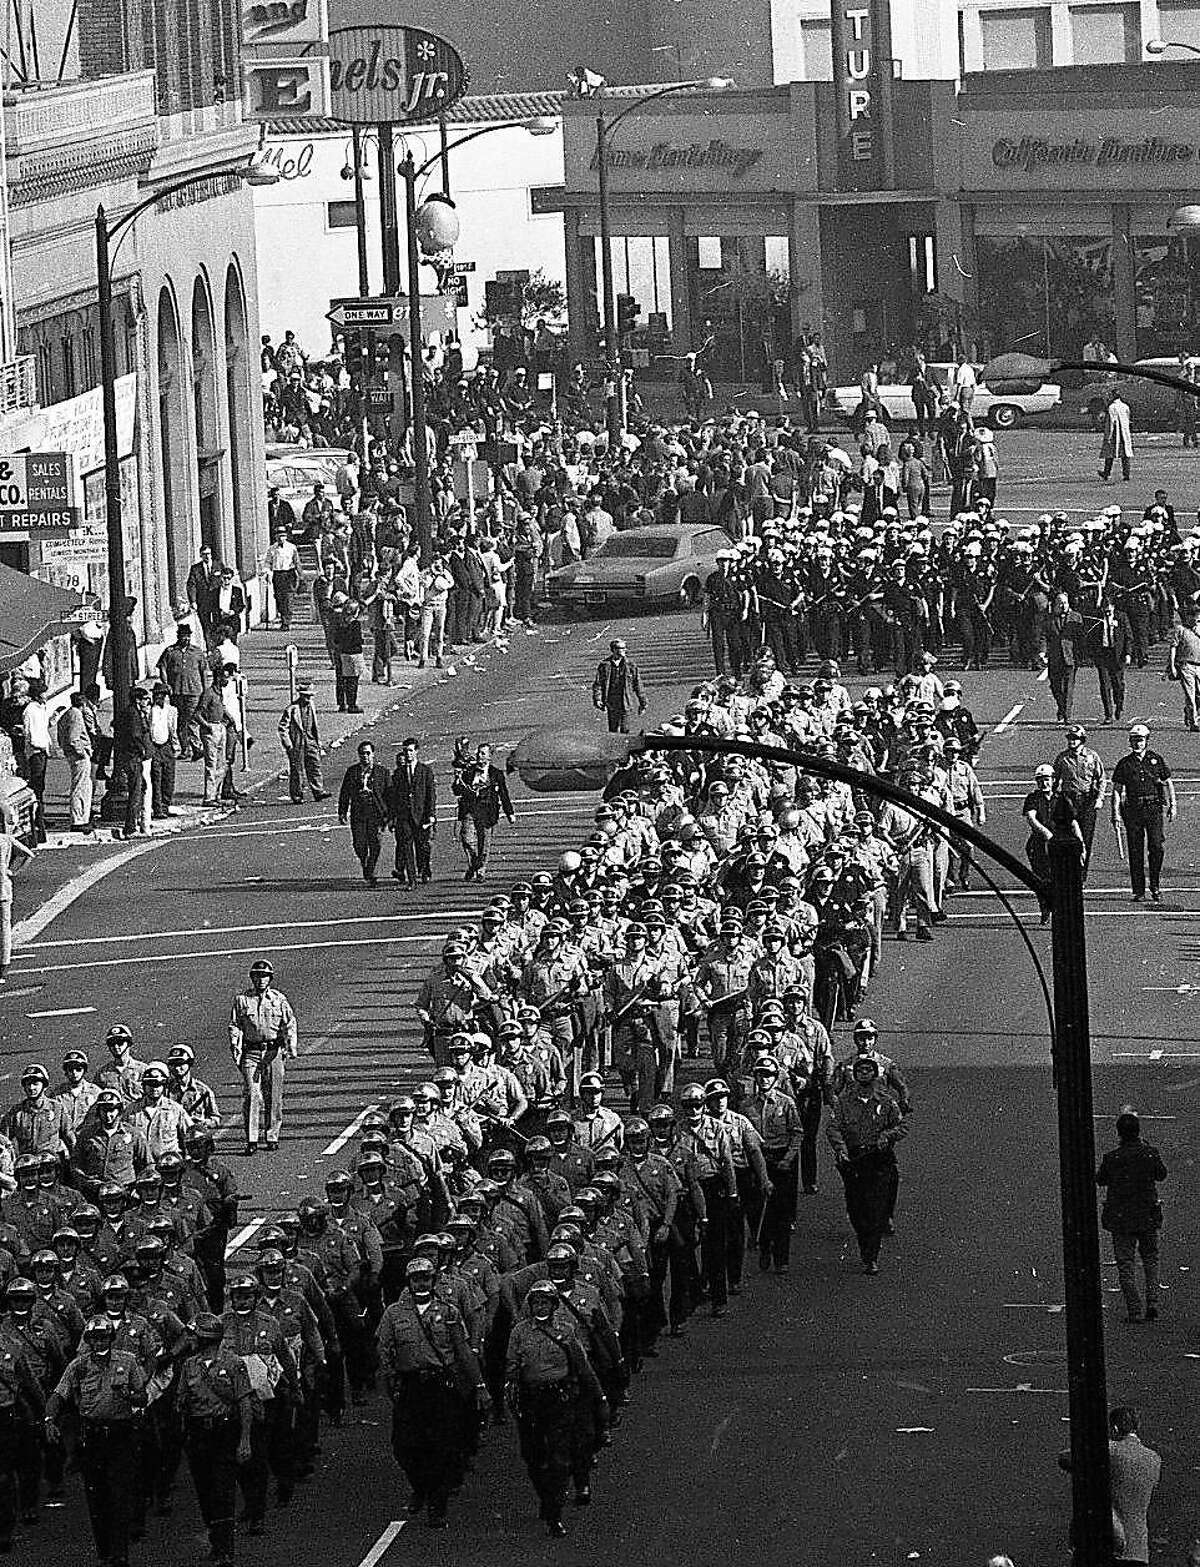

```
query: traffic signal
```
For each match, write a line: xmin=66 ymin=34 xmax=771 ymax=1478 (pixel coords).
xmin=485 ymin=278 xmax=519 ymax=320
xmin=616 ymin=293 xmax=640 ymax=337
xmin=345 ymin=330 xmax=366 ymax=379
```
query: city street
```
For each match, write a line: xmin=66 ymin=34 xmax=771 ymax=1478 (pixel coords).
xmin=4 ymin=472 xmax=1200 ymax=1566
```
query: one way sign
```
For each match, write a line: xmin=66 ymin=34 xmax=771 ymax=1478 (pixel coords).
xmin=327 ymin=298 xmax=403 ymax=330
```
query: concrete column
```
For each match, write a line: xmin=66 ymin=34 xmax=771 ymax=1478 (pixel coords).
xmin=788 ymin=199 xmax=823 ymax=345
xmin=563 ymin=208 xmax=592 ymax=362
xmin=1112 ymin=204 xmax=1137 ymax=363
xmin=665 ymin=207 xmax=691 ymax=350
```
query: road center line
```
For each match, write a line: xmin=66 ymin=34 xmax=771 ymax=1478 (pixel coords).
xmin=993 ymin=703 xmax=1024 ymax=735
xmin=320 ymin=1103 xmax=381 ymax=1159
xmin=225 ymin=1218 xmax=266 ymax=1258
xmin=25 ymin=1006 xmax=96 ymax=1018
xmin=357 ymin=1521 xmax=406 ymax=1567
xmin=24 ymin=909 xmax=476 ymax=951
xmin=14 ymin=933 xmax=443 ymax=975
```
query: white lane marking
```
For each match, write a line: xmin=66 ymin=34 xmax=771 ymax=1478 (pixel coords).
xmin=1003 ymin=1302 xmax=1065 ymax=1313
xmin=1037 ymin=667 xmax=1049 ymax=682
xmin=15 ymin=933 xmax=443 ymax=975
xmin=896 ymin=1427 xmax=935 ymax=1434
xmin=225 ymin=1218 xmax=266 ymax=1258
xmin=966 ymin=1384 xmax=1068 ymax=1395
xmin=1093 ymin=1113 xmax=1176 ymax=1120
xmin=1112 ymin=1050 xmax=1200 ymax=1060
xmin=26 ymin=909 xmax=477 ymax=950
xmin=11 ymin=840 xmax=159 ymax=947
xmin=993 ymin=702 xmax=1024 ymax=734
xmin=25 ymin=1005 xmax=96 ymax=1018
xmin=357 ymin=1521 xmax=406 ymax=1567
xmin=320 ymin=1103 xmax=381 ymax=1159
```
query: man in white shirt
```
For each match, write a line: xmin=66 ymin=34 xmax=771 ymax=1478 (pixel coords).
xmin=20 ymin=678 xmax=51 ymax=844
xmin=148 ymin=683 xmax=181 ymax=819
xmin=264 ymin=526 xmax=301 ymax=630
xmin=0 ymin=797 xmax=34 ymax=984
xmin=953 ymin=357 xmax=977 ymax=411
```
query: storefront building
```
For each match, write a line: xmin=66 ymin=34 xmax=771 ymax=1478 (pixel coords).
xmin=547 ymin=77 xmax=956 ymax=382
xmin=953 ymin=61 xmax=1200 ymax=362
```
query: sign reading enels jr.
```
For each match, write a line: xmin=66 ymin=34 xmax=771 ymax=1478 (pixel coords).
xmin=326 ymin=25 xmax=466 ymax=125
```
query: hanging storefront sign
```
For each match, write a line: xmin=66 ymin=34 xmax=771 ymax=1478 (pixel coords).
xmin=242 ymin=0 xmax=326 ymax=47
xmin=326 ymin=25 xmax=467 ymax=126
xmin=830 ymin=0 xmax=894 ymax=192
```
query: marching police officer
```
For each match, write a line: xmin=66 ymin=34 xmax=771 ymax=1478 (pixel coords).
xmin=827 ymin=1057 xmax=907 ymax=1274
xmin=1111 ymin=723 xmax=1177 ymax=903
xmin=376 ymin=1255 xmax=486 ymax=1528
xmin=176 ymin=1313 xmax=253 ymax=1567
xmin=228 ymin=959 xmax=297 ymax=1155
xmin=45 ymin=1315 xmax=147 ymax=1567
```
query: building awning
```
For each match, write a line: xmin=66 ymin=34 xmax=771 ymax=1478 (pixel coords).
xmin=0 ymin=562 xmax=95 ymax=674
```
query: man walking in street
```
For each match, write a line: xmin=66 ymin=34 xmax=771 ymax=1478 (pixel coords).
xmin=1099 ymin=388 xmax=1134 ymax=482
xmin=1167 ymin=600 xmax=1200 ymax=732
xmin=390 ymin=736 xmax=436 ymax=887
xmin=228 ymin=959 xmax=297 ymax=1156
xmin=337 ymin=740 xmax=391 ymax=887
xmin=1046 ymin=592 xmax=1082 ymax=725
xmin=1111 ymin=724 xmax=1176 ymax=902
xmin=592 ymin=639 xmax=646 ymax=735
xmin=1097 ymin=1112 xmax=1167 ymax=1324
xmin=1052 ymin=725 xmax=1106 ymax=874
xmin=56 ymin=691 xmax=94 ymax=833
xmin=278 ymin=678 xmax=329 ymax=806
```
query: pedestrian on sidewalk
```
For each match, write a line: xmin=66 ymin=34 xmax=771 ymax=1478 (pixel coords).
xmin=228 ymin=958 xmax=297 ymax=1155
xmin=333 ymin=602 xmax=365 ymax=713
xmin=264 ymin=525 xmax=302 ymax=631
xmin=113 ymin=686 xmax=153 ymax=839
xmin=195 ymin=679 xmax=226 ymax=805
xmin=217 ymin=666 xmax=247 ymax=804
xmin=56 ymin=691 xmax=94 ymax=833
xmin=148 ymin=683 xmax=181 ymax=819
xmin=1097 ymin=1112 xmax=1167 ymax=1324
xmin=20 ymin=678 xmax=51 ymax=844
xmin=337 ymin=740 xmax=391 ymax=886
xmin=417 ymin=552 xmax=454 ymax=670
xmin=0 ymin=794 xmax=35 ymax=984
xmin=157 ymin=622 xmax=208 ymax=759
xmin=452 ymin=742 xmax=514 ymax=882
xmin=278 ymin=679 xmax=328 ymax=805
xmin=187 ymin=545 xmax=221 ymax=648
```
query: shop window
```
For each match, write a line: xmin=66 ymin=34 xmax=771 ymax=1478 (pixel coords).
xmin=35 ymin=340 xmax=53 ymax=405
xmin=326 ymin=200 xmax=359 ymax=230
xmin=1155 ymin=0 xmax=1200 ymax=51
xmin=1133 ymin=234 xmax=1200 ymax=358
xmin=697 ymin=237 xmax=723 ymax=270
xmin=1070 ymin=3 xmax=1139 ymax=63
xmin=61 ymin=336 xmax=77 ymax=400
xmin=979 ymin=7 xmax=1052 ymax=69
xmin=975 ymin=234 xmax=1114 ymax=360
xmin=800 ymin=18 xmax=833 ymax=80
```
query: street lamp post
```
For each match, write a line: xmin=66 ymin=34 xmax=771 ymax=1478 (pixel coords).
xmin=508 ymin=723 xmax=1113 ymax=1567
xmin=95 ymin=154 xmax=278 ymax=758
xmin=588 ymin=77 xmax=736 ymax=445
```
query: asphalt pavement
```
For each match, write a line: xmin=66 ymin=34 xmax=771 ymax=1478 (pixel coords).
xmin=4 ymin=433 xmax=1200 ymax=1567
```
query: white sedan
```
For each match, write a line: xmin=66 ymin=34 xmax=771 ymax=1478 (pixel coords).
xmin=829 ymin=362 xmax=1060 ymax=431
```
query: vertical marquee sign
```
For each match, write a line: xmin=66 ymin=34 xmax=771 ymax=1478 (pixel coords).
xmin=830 ymin=0 xmax=895 ymax=191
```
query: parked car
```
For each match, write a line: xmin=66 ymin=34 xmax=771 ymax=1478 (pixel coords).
xmin=828 ymin=362 xmax=1061 ymax=431
xmin=1077 ymin=359 xmax=1185 ymax=431
xmin=266 ymin=446 xmax=352 ymax=539
xmin=546 ymin=523 xmax=734 ymax=613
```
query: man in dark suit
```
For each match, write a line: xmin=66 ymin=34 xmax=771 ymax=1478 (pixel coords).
xmin=337 ymin=740 xmax=392 ymax=886
xmin=1045 ymin=592 xmax=1083 ymax=725
xmin=185 ymin=545 xmax=221 ymax=647
xmin=389 ymin=735 xmax=437 ymax=886
xmin=213 ymin=565 xmax=248 ymax=641
xmin=592 ymin=638 xmax=647 ymax=733
xmin=1085 ymin=596 xmax=1133 ymax=724
xmin=451 ymin=741 xmax=514 ymax=881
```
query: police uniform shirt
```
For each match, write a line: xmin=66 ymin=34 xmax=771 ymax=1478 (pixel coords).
xmin=1112 ymin=751 xmax=1171 ymax=816
xmin=1 ymin=1099 xmax=71 ymax=1155
xmin=0 ymin=1340 xmax=42 ymax=1416
xmin=96 ymin=1057 xmax=148 ymax=1104
xmin=740 ymin=1089 xmax=801 ymax=1154
xmin=177 ymin=1345 xmax=251 ymax=1422
xmin=122 ymin=1098 xmax=193 ymax=1160
xmin=827 ymin=1084 xmax=907 ymax=1158
xmin=677 ymin=1121 xmax=737 ymax=1188
xmin=1053 ymin=748 xmax=1105 ymax=802
xmin=48 ymin=1347 xmax=147 ymax=1423
xmin=376 ymin=1293 xmax=474 ymax=1380
xmin=229 ymin=989 xmax=297 ymax=1054
xmin=572 ymin=1106 xmax=623 ymax=1152
xmin=53 ymin=1081 xmax=101 ymax=1138
xmin=168 ymin=1077 xmax=221 ymax=1132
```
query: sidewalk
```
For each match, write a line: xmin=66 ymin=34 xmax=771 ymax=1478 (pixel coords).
xmin=37 ymin=603 xmax=437 ymax=849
